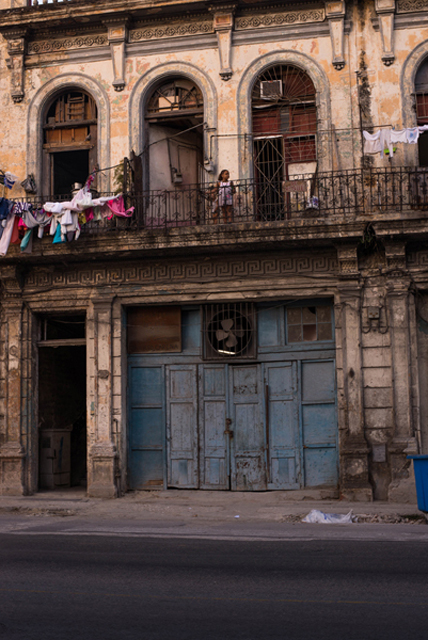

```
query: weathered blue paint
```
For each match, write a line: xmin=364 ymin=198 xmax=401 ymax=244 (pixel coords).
xmin=127 ymin=302 xmax=338 ymax=491
xmin=199 ymin=365 xmax=229 ymax=489
xmin=230 ymin=365 xmax=266 ymax=491
xmin=128 ymin=364 xmax=165 ymax=489
xmin=264 ymin=362 xmax=300 ymax=489
xmin=166 ymin=364 xmax=199 ymax=488
xmin=300 ymin=360 xmax=338 ymax=487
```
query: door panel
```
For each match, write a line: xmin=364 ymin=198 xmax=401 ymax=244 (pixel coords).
xmin=199 ymin=365 xmax=228 ymax=489
xmin=265 ymin=362 xmax=300 ymax=489
xmin=166 ymin=365 xmax=198 ymax=488
xmin=301 ymin=360 xmax=338 ymax=487
xmin=128 ymin=365 xmax=164 ymax=490
xmin=230 ymin=365 xmax=267 ymax=491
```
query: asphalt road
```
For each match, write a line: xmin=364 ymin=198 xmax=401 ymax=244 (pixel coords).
xmin=0 ymin=533 xmax=427 ymax=640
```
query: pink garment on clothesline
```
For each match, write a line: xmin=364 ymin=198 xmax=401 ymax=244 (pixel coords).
xmin=107 ymin=196 xmax=134 ymax=218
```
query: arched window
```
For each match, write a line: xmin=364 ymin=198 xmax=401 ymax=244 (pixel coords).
xmin=43 ymin=90 xmax=98 ymax=196
xmin=416 ymin=59 xmax=428 ymax=166
xmin=251 ymin=65 xmax=317 ymax=218
xmin=145 ymin=78 xmax=204 ymax=190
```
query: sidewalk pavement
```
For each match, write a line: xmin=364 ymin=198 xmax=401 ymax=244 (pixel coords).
xmin=0 ymin=488 xmax=426 ymax=525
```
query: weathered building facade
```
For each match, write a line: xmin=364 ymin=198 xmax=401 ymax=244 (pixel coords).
xmin=0 ymin=0 xmax=428 ymax=501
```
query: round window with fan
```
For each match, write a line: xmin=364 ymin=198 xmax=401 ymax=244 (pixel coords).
xmin=205 ymin=304 xmax=255 ymax=358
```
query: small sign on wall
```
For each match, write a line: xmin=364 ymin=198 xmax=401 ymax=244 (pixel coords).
xmin=282 ymin=180 xmax=307 ymax=193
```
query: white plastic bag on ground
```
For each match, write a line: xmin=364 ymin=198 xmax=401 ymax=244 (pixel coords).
xmin=302 ymin=509 xmax=354 ymax=524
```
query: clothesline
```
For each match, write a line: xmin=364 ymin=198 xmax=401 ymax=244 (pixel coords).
xmin=0 ymin=176 xmax=134 ymax=257
xmin=363 ymin=125 xmax=428 ymax=156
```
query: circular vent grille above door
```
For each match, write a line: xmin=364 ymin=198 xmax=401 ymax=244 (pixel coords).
xmin=204 ymin=303 xmax=256 ymax=359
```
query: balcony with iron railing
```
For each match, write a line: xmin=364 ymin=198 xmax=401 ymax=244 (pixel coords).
xmin=54 ymin=166 xmax=428 ymax=229
xmin=7 ymin=166 xmax=428 ymax=259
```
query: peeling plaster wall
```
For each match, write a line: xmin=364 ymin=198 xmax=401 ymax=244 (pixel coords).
xmin=1 ymin=1 xmax=428 ymax=189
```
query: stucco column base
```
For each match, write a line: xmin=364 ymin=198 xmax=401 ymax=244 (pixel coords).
xmin=387 ymin=438 xmax=418 ymax=504
xmin=87 ymin=443 xmax=118 ymax=499
xmin=0 ymin=442 xmax=25 ymax=496
xmin=339 ymin=437 xmax=373 ymax=501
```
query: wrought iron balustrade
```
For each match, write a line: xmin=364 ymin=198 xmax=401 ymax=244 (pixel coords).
xmin=121 ymin=167 xmax=428 ymax=230
xmin=18 ymin=166 xmax=428 ymax=237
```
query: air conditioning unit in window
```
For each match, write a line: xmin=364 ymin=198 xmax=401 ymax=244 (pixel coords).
xmin=260 ymin=80 xmax=283 ymax=100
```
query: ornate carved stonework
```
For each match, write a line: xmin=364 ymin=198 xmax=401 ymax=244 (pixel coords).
xmin=25 ymin=254 xmax=339 ymax=290
xmin=27 ymin=35 xmax=108 ymax=54
xmin=129 ymin=22 xmax=213 ymax=41
xmin=336 ymin=245 xmax=359 ymax=275
xmin=235 ymin=9 xmax=325 ymax=30
xmin=4 ymin=30 xmax=27 ymax=103
xmin=105 ymin=22 xmax=128 ymax=92
xmin=325 ymin=1 xmax=346 ymax=71
xmin=375 ymin=0 xmax=396 ymax=66
xmin=397 ymin=0 xmax=428 ymax=11
xmin=210 ymin=5 xmax=236 ymax=81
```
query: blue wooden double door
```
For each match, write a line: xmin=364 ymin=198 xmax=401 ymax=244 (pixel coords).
xmin=128 ymin=358 xmax=338 ymax=491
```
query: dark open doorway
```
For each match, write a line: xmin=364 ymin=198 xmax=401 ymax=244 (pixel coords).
xmin=52 ymin=150 xmax=89 ymax=196
xmin=38 ymin=316 xmax=87 ymax=490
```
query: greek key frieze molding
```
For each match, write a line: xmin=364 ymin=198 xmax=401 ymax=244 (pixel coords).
xmin=27 ymin=35 xmax=108 ymax=55
xmin=407 ymin=250 xmax=428 ymax=268
xmin=235 ymin=9 xmax=325 ymax=30
xmin=25 ymin=255 xmax=338 ymax=291
xmin=129 ymin=22 xmax=214 ymax=42
xmin=397 ymin=0 xmax=428 ymax=11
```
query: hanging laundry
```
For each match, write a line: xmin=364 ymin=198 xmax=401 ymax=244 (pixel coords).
xmin=407 ymin=127 xmax=420 ymax=144
xmin=363 ymin=130 xmax=382 ymax=154
xmin=380 ymin=129 xmax=394 ymax=156
xmin=17 ymin=205 xmax=52 ymax=239
xmin=0 ymin=198 xmax=12 ymax=221
xmin=10 ymin=217 xmax=21 ymax=245
xmin=3 ymin=172 xmax=20 ymax=190
xmin=0 ymin=211 xmax=17 ymax=256
xmin=20 ymin=229 xmax=33 ymax=253
xmin=364 ymin=125 xmax=428 ymax=154
xmin=391 ymin=129 xmax=408 ymax=143
xmin=106 ymin=196 xmax=134 ymax=217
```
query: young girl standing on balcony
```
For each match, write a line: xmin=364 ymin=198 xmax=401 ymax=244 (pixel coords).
xmin=212 ymin=169 xmax=235 ymax=224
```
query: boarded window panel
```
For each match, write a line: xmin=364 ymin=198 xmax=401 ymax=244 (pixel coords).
xmin=128 ymin=307 xmax=182 ymax=354
xmin=416 ymin=94 xmax=428 ymax=123
xmin=252 ymin=110 xmax=281 ymax=136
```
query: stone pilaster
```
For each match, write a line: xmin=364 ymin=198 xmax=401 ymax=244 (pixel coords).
xmin=386 ymin=275 xmax=418 ymax=502
xmin=335 ymin=246 xmax=372 ymax=500
xmin=87 ymin=296 xmax=118 ymax=498
xmin=337 ymin=284 xmax=372 ymax=500
xmin=0 ymin=267 xmax=25 ymax=495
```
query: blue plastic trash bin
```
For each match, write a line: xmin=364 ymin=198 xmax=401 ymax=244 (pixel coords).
xmin=407 ymin=455 xmax=428 ymax=512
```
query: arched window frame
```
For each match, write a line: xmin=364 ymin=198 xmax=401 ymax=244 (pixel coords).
xmin=237 ymin=51 xmax=332 ymax=180
xmin=27 ymin=74 xmax=110 ymax=196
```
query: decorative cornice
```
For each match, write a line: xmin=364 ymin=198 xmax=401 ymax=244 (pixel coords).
xmin=27 ymin=35 xmax=108 ymax=55
xmin=235 ymin=8 xmax=325 ymax=30
xmin=397 ymin=0 xmax=428 ymax=11
xmin=129 ymin=21 xmax=213 ymax=42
